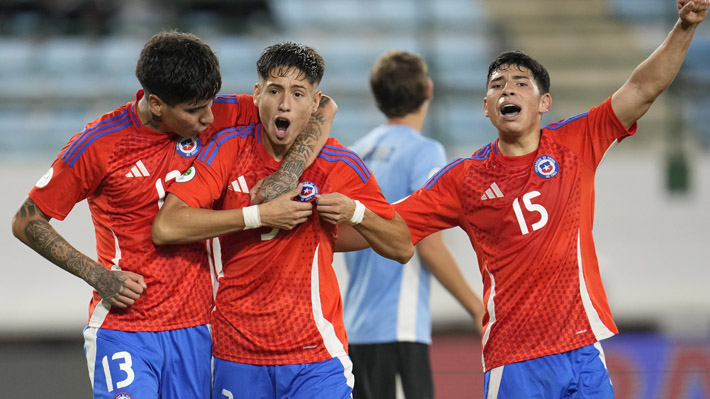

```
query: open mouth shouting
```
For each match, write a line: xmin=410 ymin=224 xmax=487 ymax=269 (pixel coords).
xmin=274 ymin=117 xmax=291 ymax=139
xmin=500 ymin=103 xmax=521 ymax=120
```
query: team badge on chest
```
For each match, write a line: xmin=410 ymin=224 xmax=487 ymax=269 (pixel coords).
xmin=534 ymin=155 xmax=559 ymax=179
xmin=176 ymin=137 xmax=201 ymax=157
xmin=297 ymin=181 xmax=319 ymax=202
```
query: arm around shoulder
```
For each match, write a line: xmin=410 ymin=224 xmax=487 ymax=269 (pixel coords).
xmin=253 ymin=96 xmax=338 ymax=204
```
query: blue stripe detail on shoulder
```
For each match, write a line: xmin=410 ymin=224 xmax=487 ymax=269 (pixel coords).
xmin=424 ymin=157 xmax=467 ymax=190
xmin=424 ymin=141 xmax=495 ymax=189
xmin=197 ymin=124 xmax=257 ymax=166
xmin=213 ymin=94 xmax=240 ymax=104
xmin=545 ymin=112 xmax=588 ymax=130
xmin=61 ymin=110 xmax=132 ymax=167
xmin=318 ymin=145 xmax=371 ymax=183
xmin=471 ymin=142 xmax=494 ymax=161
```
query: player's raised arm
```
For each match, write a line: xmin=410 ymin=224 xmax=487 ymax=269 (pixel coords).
xmin=611 ymin=0 xmax=709 ymax=129
xmin=316 ymin=193 xmax=414 ymax=263
xmin=252 ymin=95 xmax=337 ymax=204
xmin=152 ymin=186 xmax=313 ymax=245
xmin=12 ymin=197 xmax=146 ymax=308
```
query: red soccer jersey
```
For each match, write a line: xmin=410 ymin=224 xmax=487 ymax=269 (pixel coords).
xmin=169 ymin=132 xmax=395 ymax=365
xmin=28 ymin=91 xmax=258 ymax=331
xmin=395 ymin=97 xmax=636 ymax=371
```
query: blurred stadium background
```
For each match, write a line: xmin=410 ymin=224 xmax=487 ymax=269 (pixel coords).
xmin=1 ymin=0 xmax=709 ymax=397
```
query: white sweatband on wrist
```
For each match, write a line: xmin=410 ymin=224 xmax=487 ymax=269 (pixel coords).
xmin=243 ymin=205 xmax=261 ymax=230
xmin=350 ymin=200 xmax=366 ymax=225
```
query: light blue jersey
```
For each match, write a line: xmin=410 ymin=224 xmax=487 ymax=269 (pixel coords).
xmin=344 ymin=125 xmax=446 ymax=345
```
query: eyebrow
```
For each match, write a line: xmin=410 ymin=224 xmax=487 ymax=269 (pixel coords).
xmin=266 ymin=81 xmax=311 ymax=94
xmin=489 ymin=74 xmax=531 ymax=84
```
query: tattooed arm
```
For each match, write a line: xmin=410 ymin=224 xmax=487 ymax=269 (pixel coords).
xmin=11 ymin=197 xmax=146 ymax=308
xmin=251 ymin=95 xmax=337 ymax=204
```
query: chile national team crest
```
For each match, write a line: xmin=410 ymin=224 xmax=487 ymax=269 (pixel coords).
xmin=176 ymin=137 xmax=201 ymax=157
xmin=297 ymin=181 xmax=319 ymax=202
xmin=534 ymin=155 xmax=559 ymax=179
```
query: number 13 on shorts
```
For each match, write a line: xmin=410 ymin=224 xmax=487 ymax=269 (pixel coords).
xmin=101 ymin=351 xmax=135 ymax=392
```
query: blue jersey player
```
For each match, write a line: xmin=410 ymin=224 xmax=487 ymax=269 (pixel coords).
xmin=342 ymin=50 xmax=485 ymax=399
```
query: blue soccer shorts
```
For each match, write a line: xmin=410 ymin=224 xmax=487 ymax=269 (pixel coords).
xmin=213 ymin=355 xmax=354 ymax=399
xmin=484 ymin=342 xmax=614 ymax=399
xmin=83 ymin=324 xmax=212 ymax=399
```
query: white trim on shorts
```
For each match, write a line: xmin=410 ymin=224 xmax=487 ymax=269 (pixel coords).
xmin=487 ymin=365 xmax=504 ymax=399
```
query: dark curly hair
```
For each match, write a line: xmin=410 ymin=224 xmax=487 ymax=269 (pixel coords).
xmin=487 ymin=50 xmax=550 ymax=94
xmin=256 ymin=42 xmax=325 ymax=86
xmin=135 ymin=30 xmax=221 ymax=106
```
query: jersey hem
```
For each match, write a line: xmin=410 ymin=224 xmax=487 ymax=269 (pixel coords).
xmin=212 ymin=349 xmax=348 ymax=366
xmin=482 ymin=333 xmax=615 ymax=372
xmin=87 ymin=317 xmax=211 ymax=332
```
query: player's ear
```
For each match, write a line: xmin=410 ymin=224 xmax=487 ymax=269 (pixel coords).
xmin=312 ymin=91 xmax=322 ymax=113
xmin=426 ymin=78 xmax=434 ymax=100
xmin=253 ymin=83 xmax=261 ymax=107
xmin=539 ymin=92 xmax=551 ymax=114
xmin=483 ymin=97 xmax=490 ymax=118
xmin=148 ymin=94 xmax=165 ymax=116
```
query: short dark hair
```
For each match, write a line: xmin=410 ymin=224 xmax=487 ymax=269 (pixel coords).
xmin=370 ymin=50 xmax=429 ymax=118
xmin=487 ymin=51 xmax=550 ymax=94
xmin=135 ymin=30 xmax=221 ymax=107
xmin=256 ymin=42 xmax=325 ymax=86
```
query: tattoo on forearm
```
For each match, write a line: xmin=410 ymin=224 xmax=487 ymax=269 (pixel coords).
xmin=24 ymin=219 xmax=91 ymax=278
xmin=22 ymin=201 xmax=122 ymax=301
xmin=18 ymin=199 xmax=38 ymax=218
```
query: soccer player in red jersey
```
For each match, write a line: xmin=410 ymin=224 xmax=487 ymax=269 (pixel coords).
xmin=391 ymin=1 xmax=709 ymax=397
xmin=152 ymin=42 xmax=414 ymax=398
xmin=11 ymin=31 xmax=331 ymax=399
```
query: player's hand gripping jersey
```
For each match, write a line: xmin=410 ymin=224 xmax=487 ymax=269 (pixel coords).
xmin=29 ymin=91 xmax=258 ymax=331
xmin=395 ymin=98 xmax=636 ymax=371
xmin=169 ymin=130 xmax=395 ymax=365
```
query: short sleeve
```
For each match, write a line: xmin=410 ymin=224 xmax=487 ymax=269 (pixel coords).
xmin=323 ymin=141 xmax=396 ymax=220
xmin=395 ymin=158 xmax=465 ymax=244
xmin=211 ymin=94 xmax=260 ymax=131
xmin=168 ymin=128 xmax=244 ymax=209
xmin=29 ymin=131 xmax=108 ymax=220
xmin=548 ymin=96 xmax=637 ymax=169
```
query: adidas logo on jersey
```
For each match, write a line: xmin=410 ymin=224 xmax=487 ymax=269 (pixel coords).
xmin=230 ymin=176 xmax=249 ymax=193
xmin=125 ymin=160 xmax=150 ymax=178
xmin=481 ymin=182 xmax=504 ymax=200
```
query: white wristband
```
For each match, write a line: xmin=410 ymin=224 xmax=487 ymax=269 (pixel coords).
xmin=350 ymin=200 xmax=366 ymax=225
xmin=243 ymin=205 xmax=261 ymax=230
